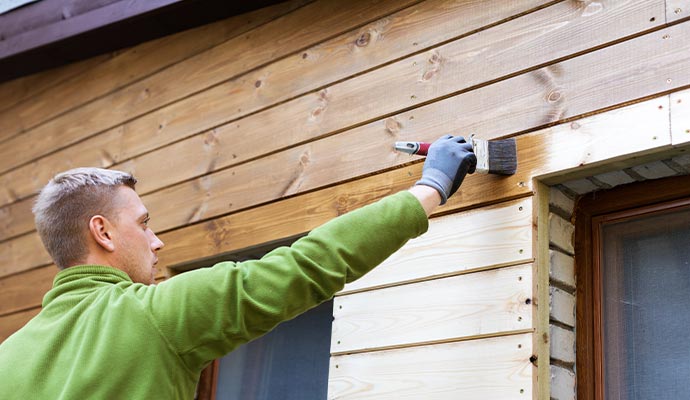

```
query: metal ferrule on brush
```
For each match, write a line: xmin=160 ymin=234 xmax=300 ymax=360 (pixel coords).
xmin=470 ymin=137 xmax=490 ymax=174
xmin=394 ymin=141 xmax=420 ymax=155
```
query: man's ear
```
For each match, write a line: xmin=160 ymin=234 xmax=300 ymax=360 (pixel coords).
xmin=89 ymin=215 xmax=115 ymax=252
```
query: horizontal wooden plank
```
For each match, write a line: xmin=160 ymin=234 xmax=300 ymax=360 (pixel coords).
xmin=331 ymin=264 xmax=532 ymax=354
xmin=0 ymin=307 xmax=39 ymax=343
xmin=0 ymin=0 xmax=309 ymax=144
xmin=0 ymin=265 xmax=55 ymax=316
xmin=0 ymin=54 xmax=109 ymax=114
xmin=0 ymin=0 xmax=550 ymax=207
xmin=0 ymin=196 xmax=34 ymax=242
xmin=328 ymin=333 xmax=533 ymax=399
xmin=0 ymin=0 xmax=420 ymax=176
xmin=0 ymin=232 xmax=47 ymax=278
xmin=671 ymin=88 xmax=690 ymax=145
xmin=0 ymin=92 xmax=673 ymax=277
xmin=342 ymin=198 xmax=532 ymax=294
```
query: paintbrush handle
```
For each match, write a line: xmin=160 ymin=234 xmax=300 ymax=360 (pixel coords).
xmin=393 ymin=141 xmax=431 ymax=156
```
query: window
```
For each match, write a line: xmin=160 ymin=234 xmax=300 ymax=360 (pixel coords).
xmin=188 ymin=235 xmax=333 ymax=400
xmin=575 ymin=174 xmax=690 ymax=400
xmin=214 ymin=300 xmax=332 ymax=400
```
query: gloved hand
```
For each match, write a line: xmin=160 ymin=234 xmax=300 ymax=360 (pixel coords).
xmin=415 ymin=135 xmax=477 ymax=205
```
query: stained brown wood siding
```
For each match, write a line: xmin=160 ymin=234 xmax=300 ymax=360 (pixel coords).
xmin=1 ymin=1 xmax=690 ymax=398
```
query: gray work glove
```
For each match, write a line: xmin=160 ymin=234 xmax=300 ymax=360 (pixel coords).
xmin=415 ymin=135 xmax=477 ymax=205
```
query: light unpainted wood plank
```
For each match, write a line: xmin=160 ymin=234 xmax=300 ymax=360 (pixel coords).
xmin=341 ymin=198 xmax=532 ymax=294
xmin=331 ymin=264 xmax=532 ymax=354
xmin=667 ymin=0 xmax=690 ymax=22
xmin=0 ymin=0 xmax=310 ymax=144
xmin=0 ymin=0 xmax=421 ymax=176
xmin=328 ymin=333 xmax=533 ymax=400
xmin=0 ymin=0 xmax=550 ymax=206
xmin=671 ymin=89 xmax=690 ymax=145
xmin=0 ymin=307 xmax=39 ymax=343
xmin=0 ymin=265 xmax=55 ymax=316
xmin=0 ymin=93 xmax=672 ymax=276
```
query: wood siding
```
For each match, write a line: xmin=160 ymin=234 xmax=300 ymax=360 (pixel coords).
xmin=2 ymin=1 xmax=690 ymax=398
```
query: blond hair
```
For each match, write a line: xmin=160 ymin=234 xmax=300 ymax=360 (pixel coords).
xmin=33 ymin=168 xmax=137 ymax=269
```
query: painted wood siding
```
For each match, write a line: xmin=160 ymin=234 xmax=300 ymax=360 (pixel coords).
xmin=1 ymin=1 xmax=690 ymax=398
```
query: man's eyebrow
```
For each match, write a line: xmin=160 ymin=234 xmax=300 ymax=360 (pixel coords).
xmin=139 ymin=212 xmax=150 ymax=221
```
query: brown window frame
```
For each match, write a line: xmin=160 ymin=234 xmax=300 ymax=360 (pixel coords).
xmin=574 ymin=173 xmax=690 ymax=400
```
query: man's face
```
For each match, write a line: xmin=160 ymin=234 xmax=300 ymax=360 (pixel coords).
xmin=110 ymin=187 xmax=164 ymax=284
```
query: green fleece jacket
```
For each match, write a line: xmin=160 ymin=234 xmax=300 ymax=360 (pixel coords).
xmin=0 ymin=191 xmax=427 ymax=399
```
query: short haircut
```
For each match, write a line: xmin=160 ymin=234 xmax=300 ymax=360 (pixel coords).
xmin=33 ymin=168 xmax=137 ymax=269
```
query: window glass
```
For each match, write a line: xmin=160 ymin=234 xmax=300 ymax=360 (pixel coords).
xmin=601 ymin=206 xmax=690 ymax=399
xmin=215 ymin=300 xmax=333 ymax=400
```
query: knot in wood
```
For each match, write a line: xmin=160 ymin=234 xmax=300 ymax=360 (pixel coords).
xmin=428 ymin=52 xmax=442 ymax=65
xmin=255 ymin=80 xmax=262 ymax=88
xmin=335 ymin=195 xmax=349 ymax=216
xmin=547 ymin=90 xmax=562 ymax=103
xmin=318 ymin=88 xmax=330 ymax=101
xmin=355 ymin=32 xmax=371 ymax=47
xmin=420 ymin=50 xmax=444 ymax=81
xmin=384 ymin=117 xmax=402 ymax=134
xmin=204 ymin=129 xmax=220 ymax=146
xmin=299 ymin=150 xmax=311 ymax=167
xmin=311 ymin=106 xmax=324 ymax=118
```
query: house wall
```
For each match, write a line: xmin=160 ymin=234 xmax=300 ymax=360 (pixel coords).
xmin=1 ymin=1 xmax=690 ymax=398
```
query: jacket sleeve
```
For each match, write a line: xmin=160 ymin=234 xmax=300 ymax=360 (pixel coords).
xmin=139 ymin=191 xmax=428 ymax=372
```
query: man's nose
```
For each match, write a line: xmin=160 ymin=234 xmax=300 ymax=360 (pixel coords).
xmin=150 ymin=231 xmax=164 ymax=251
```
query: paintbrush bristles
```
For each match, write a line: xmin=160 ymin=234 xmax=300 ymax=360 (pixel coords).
xmin=471 ymin=138 xmax=517 ymax=175
xmin=486 ymin=138 xmax=517 ymax=175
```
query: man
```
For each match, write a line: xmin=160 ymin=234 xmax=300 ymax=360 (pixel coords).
xmin=0 ymin=135 xmax=475 ymax=399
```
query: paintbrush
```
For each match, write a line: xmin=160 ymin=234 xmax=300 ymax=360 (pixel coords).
xmin=394 ymin=136 xmax=517 ymax=175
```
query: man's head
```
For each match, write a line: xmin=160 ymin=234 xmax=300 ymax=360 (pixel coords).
xmin=33 ymin=167 xmax=164 ymax=284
